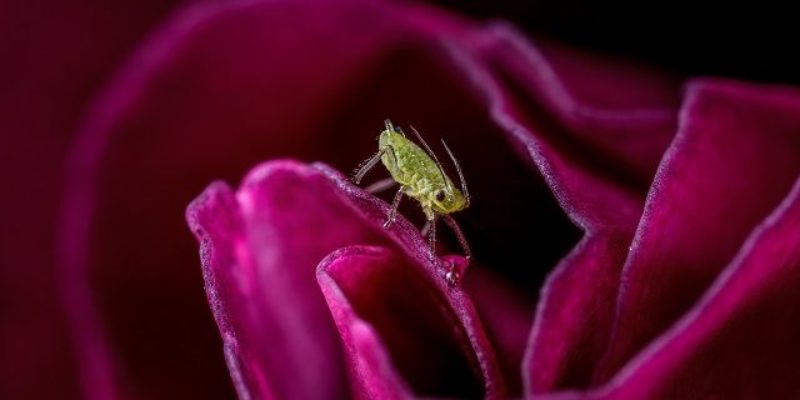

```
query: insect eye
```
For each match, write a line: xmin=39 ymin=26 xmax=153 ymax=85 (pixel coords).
xmin=435 ymin=191 xmax=446 ymax=202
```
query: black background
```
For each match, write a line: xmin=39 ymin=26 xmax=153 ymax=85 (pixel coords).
xmin=430 ymin=0 xmax=798 ymax=84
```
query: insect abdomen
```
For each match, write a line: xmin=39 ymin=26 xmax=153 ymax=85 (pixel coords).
xmin=379 ymin=132 xmax=443 ymax=191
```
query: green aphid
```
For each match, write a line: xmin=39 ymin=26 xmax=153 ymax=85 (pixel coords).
xmin=353 ymin=119 xmax=472 ymax=286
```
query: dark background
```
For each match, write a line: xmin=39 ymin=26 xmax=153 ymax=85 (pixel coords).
xmin=435 ymin=0 xmax=799 ymax=84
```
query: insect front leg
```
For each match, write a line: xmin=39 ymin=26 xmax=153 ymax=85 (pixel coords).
xmin=383 ymin=186 xmax=405 ymax=229
xmin=352 ymin=149 xmax=384 ymax=184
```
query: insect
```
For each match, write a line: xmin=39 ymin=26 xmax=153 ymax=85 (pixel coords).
xmin=352 ymin=119 xmax=472 ymax=286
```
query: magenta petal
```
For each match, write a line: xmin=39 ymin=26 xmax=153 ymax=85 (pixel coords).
xmin=596 ymin=80 xmax=800 ymax=383
xmin=599 ymin=177 xmax=800 ymax=398
xmin=477 ymin=24 xmax=680 ymax=193
xmin=464 ymin=267 xmax=536 ymax=392
xmin=312 ymin=164 xmax=507 ymax=399
xmin=459 ymin=25 xmax=682 ymax=392
xmin=316 ymin=249 xmax=413 ymax=400
xmin=185 ymin=182 xmax=251 ymax=396
xmin=1 ymin=0 xmax=181 ymax=397
xmin=523 ymin=234 xmax=632 ymax=393
xmin=188 ymin=160 xmax=505 ymax=399
xmin=187 ymin=160 xmax=394 ymax=399
xmin=318 ymin=247 xmax=491 ymax=399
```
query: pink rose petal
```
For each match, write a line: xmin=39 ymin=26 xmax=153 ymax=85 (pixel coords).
xmin=599 ymin=175 xmax=800 ymax=398
xmin=0 ymin=0 xmax=181 ymax=398
xmin=313 ymin=163 xmax=507 ymax=398
xmin=317 ymin=249 xmax=414 ymax=400
xmin=187 ymin=160 xmax=395 ymax=399
xmin=595 ymin=80 xmax=800 ymax=384
xmin=536 ymin=176 xmax=800 ymax=400
xmin=318 ymin=247 xmax=488 ymax=398
xmin=188 ymin=160 xmax=506 ymax=398
xmin=452 ymin=24 xmax=682 ymax=392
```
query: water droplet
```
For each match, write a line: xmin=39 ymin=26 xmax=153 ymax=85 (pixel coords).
xmin=445 ymin=269 xmax=460 ymax=287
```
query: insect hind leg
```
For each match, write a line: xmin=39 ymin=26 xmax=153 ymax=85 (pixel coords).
xmin=443 ymin=215 xmax=472 ymax=261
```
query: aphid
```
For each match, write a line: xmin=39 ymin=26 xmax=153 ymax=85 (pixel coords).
xmin=352 ymin=119 xmax=472 ymax=286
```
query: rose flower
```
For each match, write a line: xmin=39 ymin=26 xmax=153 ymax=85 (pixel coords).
xmin=16 ymin=0 xmax=799 ymax=399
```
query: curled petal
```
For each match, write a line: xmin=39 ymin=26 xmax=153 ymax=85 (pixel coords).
xmin=456 ymin=24 xmax=682 ymax=392
xmin=188 ymin=160 xmax=505 ymax=398
xmin=595 ymin=80 xmax=800 ymax=384
xmin=597 ymin=175 xmax=800 ymax=398
xmin=313 ymin=164 xmax=507 ymax=399
xmin=187 ymin=160 xmax=394 ymax=399
xmin=318 ymin=247 xmax=488 ymax=399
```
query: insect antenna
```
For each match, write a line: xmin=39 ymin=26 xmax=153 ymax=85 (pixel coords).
xmin=441 ymin=139 xmax=469 ymax=206
xmin=409 ymin=125 xmax=450 ymax=188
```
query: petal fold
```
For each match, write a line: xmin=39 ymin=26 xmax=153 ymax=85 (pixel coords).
xmin=187 ymin=160 xmax=393 ymax=399
xmin=188 ymin=160 xmax=506 ymax=399
xmin=319 ymin=247 xmax=490 ymax=399
xmin=595 ymin=80 xmax=800 ymax=383
xmin=598 ymin=176 xmax=800 ymax=398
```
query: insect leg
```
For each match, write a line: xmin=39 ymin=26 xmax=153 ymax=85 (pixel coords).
xmin=383 ymin=186 xmax=405 ymax=229
xmin=365 ymin=178 xmax=396 ymax=194
xmin=352 ymin=149 xmax=384 ymax=184
xmin=443 ymin=214 xmax=472 ymax=261
xmin=427 ymin=215 xmax=439 ymax=260
xmin=421 ymin=220 xmax=432 ymax=237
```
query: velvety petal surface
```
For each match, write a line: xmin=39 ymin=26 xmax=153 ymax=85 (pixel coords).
xmin=188 ymin=160 xmax=505 ymax=398
xmin=317 ymin=248 xmax=414 ymax=400
xmin=599 ymin=173 xmax=800 ymax=399
xmin=594 ymin=80 xmax=800 ymax=385
xmin=318 ymin=248 xmax=491 ymax=399
xmin=313 ymin=162 xmax=508 ymax=398
xmin=0 ymin=0 xmax=182 ymax=398
xmin=455 ymin=24 xmax=683 ymax=392
xmin=537 ymin=171 xmax=800 ymax=399
xmin=187 ymin=161 xmax=393 ymax=399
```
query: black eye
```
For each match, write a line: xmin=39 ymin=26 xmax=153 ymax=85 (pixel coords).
xmin=435 ymin=191 xmax=446 ymax=202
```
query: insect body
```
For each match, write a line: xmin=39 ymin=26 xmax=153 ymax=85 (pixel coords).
xmin=353 ymin=119 xmax=472 ymax=286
